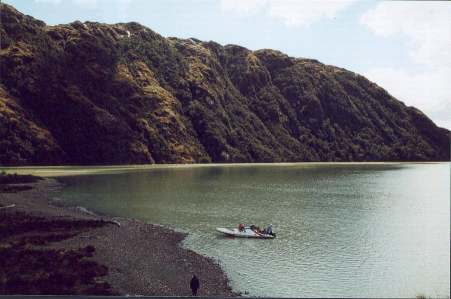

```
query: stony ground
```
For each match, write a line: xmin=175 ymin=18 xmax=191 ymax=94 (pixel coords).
xmin=0 ymin=178 xmax=237 ymax=296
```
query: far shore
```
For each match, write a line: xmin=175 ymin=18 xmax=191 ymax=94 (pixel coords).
xmin=0 ymin=177 xmax=237 ymax=296
xmin=1 ymin=161 xmax=447 ymax=178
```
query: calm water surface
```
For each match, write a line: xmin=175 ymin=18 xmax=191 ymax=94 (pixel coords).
xmin=5 ymin=163 xmax=449 ymax=297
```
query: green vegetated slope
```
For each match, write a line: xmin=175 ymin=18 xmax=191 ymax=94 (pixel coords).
xmin=0 ymin=3 xmax=449 ymax=165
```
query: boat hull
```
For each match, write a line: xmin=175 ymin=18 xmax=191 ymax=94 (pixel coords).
xmin=216 ymin=227 xmax=275 ymax=239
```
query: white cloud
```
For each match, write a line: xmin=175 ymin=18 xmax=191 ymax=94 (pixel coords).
xmin=220 ymin=0 xmax=357 ymax=27
xmin=363 ymin=68 xmax=451 ymax=129
xmin=360 ymin=2 xmax=451 ymax=68
xmin=268 ymin=0 xmax=356 ymax=27
xmin=360 ymin=2 xmax=451 ymax=129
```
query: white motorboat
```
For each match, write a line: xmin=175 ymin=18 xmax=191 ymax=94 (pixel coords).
xmin=216 ymin=226 xmax=276 ymax=239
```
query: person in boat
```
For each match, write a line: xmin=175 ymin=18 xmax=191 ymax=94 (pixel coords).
xmin=250 ymin=225 xmax=261 ymax=233
xmin=238 ymin=223 xmax=245 ymax=232
xmin=265 ymin=224 xmax=273 ymax=235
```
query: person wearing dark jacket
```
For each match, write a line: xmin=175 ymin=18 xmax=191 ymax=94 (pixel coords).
xmin=190 ymin=274 xmax=200 ymax=296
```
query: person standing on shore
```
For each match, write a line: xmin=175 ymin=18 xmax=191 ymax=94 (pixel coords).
xmin=190 ymin=274 xmax=200 ymax=296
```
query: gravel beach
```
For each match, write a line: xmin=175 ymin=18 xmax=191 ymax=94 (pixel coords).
xmin=0 ymin=178 xmax=237 ymax=296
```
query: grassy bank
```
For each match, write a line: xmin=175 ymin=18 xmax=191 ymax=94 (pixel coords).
xmin=0 ymin=211 xmax=116 ymax=295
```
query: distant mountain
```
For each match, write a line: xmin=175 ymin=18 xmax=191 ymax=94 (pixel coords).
xmin=0 ymin=3 xmax=449 ymax=165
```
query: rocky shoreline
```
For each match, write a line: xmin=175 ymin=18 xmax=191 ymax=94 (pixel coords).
xmin=0 ymin=178 xmax=237 ymax=296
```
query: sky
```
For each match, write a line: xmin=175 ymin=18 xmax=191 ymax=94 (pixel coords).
xmin=3 ymin=0 xmax=450 ymax=129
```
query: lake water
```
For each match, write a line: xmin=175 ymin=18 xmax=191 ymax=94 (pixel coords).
xmin=4 ymin=163 xmax=449 ymax=297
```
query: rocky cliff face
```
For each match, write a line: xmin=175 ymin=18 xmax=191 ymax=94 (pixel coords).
xmin=0 ymin=3 xmax=449 ymax=165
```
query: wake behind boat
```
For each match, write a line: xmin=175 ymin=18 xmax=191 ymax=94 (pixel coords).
xmin=216 ymin=224 xmax=276 ymax=239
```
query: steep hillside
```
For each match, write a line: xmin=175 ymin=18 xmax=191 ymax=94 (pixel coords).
xmin=0 ymin=3 xmax=449 ymax=165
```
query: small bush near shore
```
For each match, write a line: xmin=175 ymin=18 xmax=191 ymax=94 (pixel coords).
xmin=0 ymin=172 xmax=42 ymax=185
xmin=0 ymin=185 xmax=34 ymax=193
xmin=0 ymin=244 xmax=113 ymax=295
xmin=0 ymin=211 xmax=116 ymax=295
xmin=0 ymin=172 xmax=42 ymax=193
